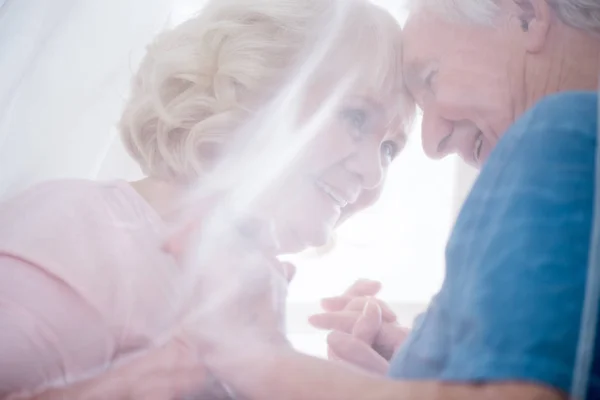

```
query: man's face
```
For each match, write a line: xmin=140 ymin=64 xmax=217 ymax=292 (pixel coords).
xmin=402 ymin=8 xmax=527 ymax=168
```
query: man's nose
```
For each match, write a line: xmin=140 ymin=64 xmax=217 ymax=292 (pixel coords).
xmin=421 ymin=108 xmax=476 ymax=163
xmin=420 ymin=106 xmax=455 ymax=159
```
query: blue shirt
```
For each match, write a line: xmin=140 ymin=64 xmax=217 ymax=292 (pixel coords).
xmin=388 ymin=91 xmax=600 ymax=398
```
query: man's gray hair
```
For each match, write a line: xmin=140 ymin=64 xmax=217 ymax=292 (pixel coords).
xmin=409 ymin=0 xmax=600 ymax=35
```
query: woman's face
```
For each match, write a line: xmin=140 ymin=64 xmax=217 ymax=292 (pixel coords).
xmin=255 ymin=76 xmax=408 ymax=253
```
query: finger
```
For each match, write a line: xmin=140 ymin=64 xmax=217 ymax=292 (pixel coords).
xmin=309 ymin=311 xmax=409 ymax=360
xmin=327 ymin=347 xmax=342 ymax=362
xmin=320 ymin=280 xmax=382 ymax=312
xmin=320 ymin=295 xmax=353 ymax=312
xmin=309 ymin=306 xmax=391 ymax=333
xmin=327 ymin=331 xmax=389 ymax=375
xmin=343 ymin=279 xmax=382 ymax=297
xmin=373 ymin=323 xmax=411 ymax=361
xmin=343 ymin=297 xmax=396 ymax=323
xmin=352 ymin=300 xmax=382 ymax=345
xmin=320 ymin=280 xmax=383 ymax=311
xmin=308 ymin=311 xmax=359 ymax=333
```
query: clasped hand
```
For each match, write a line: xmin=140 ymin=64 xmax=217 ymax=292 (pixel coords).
xmin=309 ymin=279 xmax=410 ymax=375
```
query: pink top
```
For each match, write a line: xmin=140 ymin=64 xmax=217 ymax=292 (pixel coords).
xmin=0 ymin=180 xmax=188 ymax=396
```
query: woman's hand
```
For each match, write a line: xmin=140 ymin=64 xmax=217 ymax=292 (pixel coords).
xmin=309 ymin=279 xmax=410 ymax=375
xmin=22 ymin=340 xmax=213 ymax=400
xmin=163 ymin=208 xmax=297 ymax=393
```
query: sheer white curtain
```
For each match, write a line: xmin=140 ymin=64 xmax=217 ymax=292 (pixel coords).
xmin=284 ymin=0 xmax=480 ymax=357
xmin=0 ymin=0 xmax=478 ymax=357
xmin=286 ymin=120 xmax=475 ymax=357
xmin=0 ymin=0 xmax=205 ymax=198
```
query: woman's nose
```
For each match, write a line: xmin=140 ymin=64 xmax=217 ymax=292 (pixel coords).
xmin=420 ymin=106 xmax=455 ymax=159
xmin=345 ymin=141 xmax=384 ymax=190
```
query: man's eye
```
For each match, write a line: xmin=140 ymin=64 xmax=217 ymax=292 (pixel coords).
xmin=341 ymin=108 xmax=368 ymax=131
xmin=381 ymin=141 xmax=399 ymax=163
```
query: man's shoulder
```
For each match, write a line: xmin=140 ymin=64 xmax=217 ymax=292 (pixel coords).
xmin=476 ymin=91 xmax=597 ymax=190
xmin=458 ymin=89 xmax=598 ymax=244
xmin=434 ymin=91 xmax=600 ymax=394
xmin=449 ymin=91 xmax=597 ymax=304
xmin=514 ymin=90 xmax=597 ymax=143
xmin=532 ymin=90 xmax=597 ymax=116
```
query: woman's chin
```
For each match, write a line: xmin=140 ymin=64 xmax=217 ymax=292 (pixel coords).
xmin=277 ymin=226 xmax=331 ymax=255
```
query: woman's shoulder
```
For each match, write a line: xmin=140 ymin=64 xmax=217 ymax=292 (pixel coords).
xmin=0 ymin=179 xmax=160 ymax=231
xmin=0 ymin=179 xmax=179 ymax=337
xmin=0 ymin=180 xmax=183 ymax=366
xmin=0 ymin=179 xmax=110 ymax=212
xmin=2 ymin=178 xmax=142 ymax=211
xmin=0 ymin=178 xmax=169 ymax=257
xmin=0 ymin=178 xmax=161 ymax=290
xmin=0 ymin=179 xmax=143 ymax=268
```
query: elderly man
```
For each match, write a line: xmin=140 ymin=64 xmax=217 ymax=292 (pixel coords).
xmin=299 ymin=0 xmax=600 ymax=397
xmin=312 ymin=0 xmax=600 ymax=367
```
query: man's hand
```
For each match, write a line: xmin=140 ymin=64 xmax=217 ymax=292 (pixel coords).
xmin=309 ymin=279 xmax=409 ymax=374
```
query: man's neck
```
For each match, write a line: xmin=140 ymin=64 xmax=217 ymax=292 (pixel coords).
xmin=524 ymin=26 xmax=600 ymax=112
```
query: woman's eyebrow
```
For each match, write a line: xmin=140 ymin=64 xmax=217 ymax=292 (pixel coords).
xmin=384 ymin=120 xmax=408 ymax=144
xmin=404 ymin=59 xmax=436 ymax=89
xmin=359 ymin=97 xmax=386 ymax=118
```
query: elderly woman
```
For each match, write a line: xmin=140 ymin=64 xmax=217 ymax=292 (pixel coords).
xmin=0 ymin=0 xmax=411 ymax=398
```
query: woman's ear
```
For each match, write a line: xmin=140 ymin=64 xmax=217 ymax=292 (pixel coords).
xmin=514 ymin=0 xmax=553 ymax=53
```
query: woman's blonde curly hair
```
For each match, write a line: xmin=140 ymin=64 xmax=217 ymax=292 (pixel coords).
xmin=120 ymin=0 xmax=406 ymax=182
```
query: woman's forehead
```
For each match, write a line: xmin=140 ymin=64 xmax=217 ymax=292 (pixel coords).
xmin=327 ymin=50 xmax=402 ymax=91
xmin=353 ymin=68 xmax=408 ymax=108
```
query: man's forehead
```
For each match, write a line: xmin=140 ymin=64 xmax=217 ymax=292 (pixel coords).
xmin=401 ymin=10 xmax=473 ymax=84
xmin=402 ymin=16 xmax=441 ymax=88
xmin=402 ymin=12 xmax=442 ymax=64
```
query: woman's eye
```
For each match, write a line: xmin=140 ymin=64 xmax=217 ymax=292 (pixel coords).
xmin=381 ymin=141 xmax=399 ymax=163
xmin=424 ymin=70 xmax=437 ymax=91
xmin=341 ymin=108 xmax=368 ymax=132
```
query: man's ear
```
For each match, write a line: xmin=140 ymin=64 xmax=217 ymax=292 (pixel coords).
xmin=514 ymin=0 xmax=553 ymax=53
